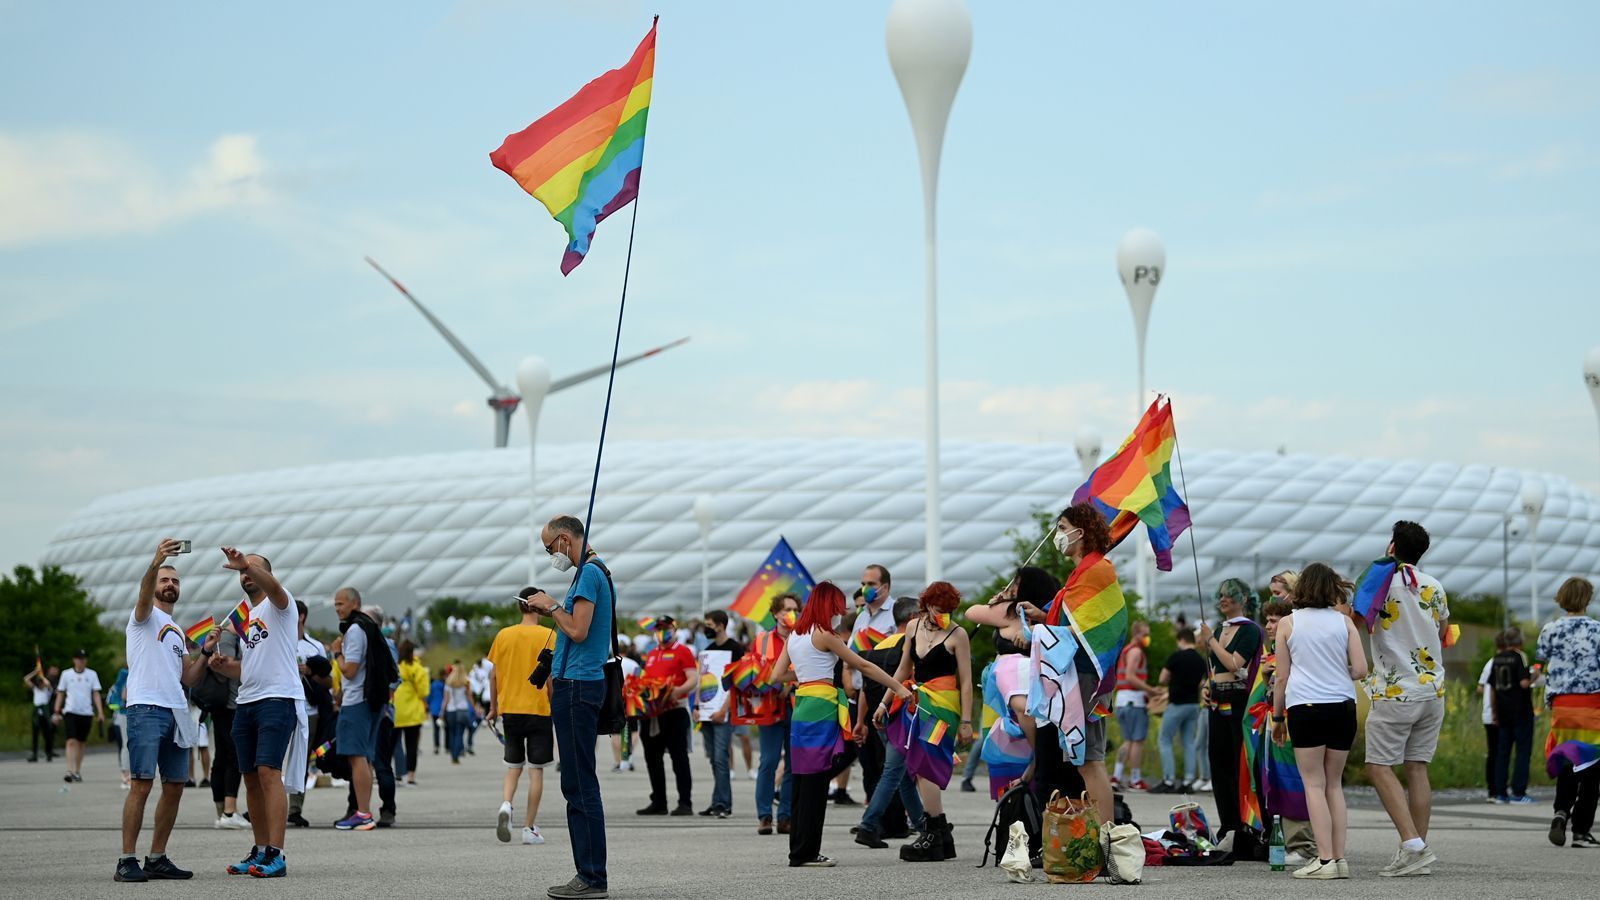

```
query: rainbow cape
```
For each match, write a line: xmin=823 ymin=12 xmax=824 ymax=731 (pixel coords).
xmin=1243 ymin=655 xmax=1307 ymax=821
xmin=851 ymin=627 xmax=888 ymax=653
xmin=1072 ymin=396 xmax=1191 ymax=571
xmin=885 ymin=674 xmax=962 ymax=790
xmin=790 ymin=681 xmax=849 ymax=775
xmin=728 ymin=537 xmax=815 ymax=628
xmin=1547 ymin=694 xmax=1600 ymax=778
xmin=490 ymin=20 xmax=656 ymax=275
xmin=185 ymin=616 xmax=216 ymax=644
xmin=1045 ymin=552 xmax=1129 ymax=696
xmin=226 ymin=600 xmax=251 ymax=639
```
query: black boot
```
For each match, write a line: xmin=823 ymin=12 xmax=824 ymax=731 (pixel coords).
xmin=899 ymin=815 xmax=947 ymax=862
xmin=941 ymin=814 xmax=956 ymax=860
xmin=854 ymin=825 xmax=888 ymax=849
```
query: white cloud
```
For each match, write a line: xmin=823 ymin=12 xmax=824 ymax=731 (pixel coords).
xmin=0 ymin=131 xmax=270 ymax=246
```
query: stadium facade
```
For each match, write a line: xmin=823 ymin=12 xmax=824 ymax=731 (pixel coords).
xmin=40 ymin=440 xmax=1600 ymax=628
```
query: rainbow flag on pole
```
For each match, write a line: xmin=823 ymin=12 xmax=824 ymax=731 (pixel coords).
xmin=728 ymin=537 xmax=815 ymax=628
xmin=490 ymin=19 xmax=656 ymax=275
xmin=1046 ymin=553 xmax=1130 ymax=696
xmin=851 ymin=628 xmax=888 ymax=653
xmin=1072 ymin=396 xmax=1191 ymax=570
xmin=226 ymin=600 xmax=251 ymax=639
xmin=185 ymin=617 xmax=217 ymax=644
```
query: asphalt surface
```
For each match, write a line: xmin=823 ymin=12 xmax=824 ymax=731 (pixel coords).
xmin=2 ymin=740 xmax=1597 ymax=898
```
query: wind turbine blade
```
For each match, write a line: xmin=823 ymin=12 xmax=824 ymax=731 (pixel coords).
xmin=365 ymin=257 xmax=508 ymax=394
xmin=550 ymin=336 xmax=691 ymax=393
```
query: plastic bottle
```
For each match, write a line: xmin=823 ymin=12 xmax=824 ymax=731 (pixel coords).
xmin=1269 ymin=815 xmax=1287 ymax=871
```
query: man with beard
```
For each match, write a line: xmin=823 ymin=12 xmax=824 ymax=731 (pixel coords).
xmin=116 ymin=539 xmax=210 ymax=882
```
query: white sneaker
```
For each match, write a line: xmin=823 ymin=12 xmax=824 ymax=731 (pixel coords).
xmin=497 ymin=802 xmax=513 ymax=843
xmin=522 ymin=826 xmax=545 ymax=845
xmin=215 ymin=813 xmax=250 ymax=830
xmin=330 ymin=777 xmax=349 ymax=787
xmin=1195 ymin=779 xmax=1212 ymax=791
xmin=1335 ymin=859 xmax=1350 ymax=879
xmin=619 ymin=760 xmax=634 ymax=772
xmin=1379 ymin=845 xmax=1436 ymax=877
xmin=1293 ymin=859 xmax=1338 ymax=880
xmin=1284 ymin=851 xmax=1311 ymax=866
xmin=747 ymin=771 xmax=758 ymax=781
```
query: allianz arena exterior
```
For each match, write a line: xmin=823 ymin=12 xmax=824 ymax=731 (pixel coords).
xmin=40 ymin=440 xmax=1600 ymax=628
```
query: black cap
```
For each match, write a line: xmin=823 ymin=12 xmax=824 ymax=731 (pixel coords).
xmin=72 ymin=648 xmax=88 ymax=658
xmin=652 ymin=615 xmax=676 ymax=629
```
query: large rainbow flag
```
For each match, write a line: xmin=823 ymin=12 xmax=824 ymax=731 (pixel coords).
xmin=1244 ymin=656 xmax=1307 ymax=821
xmin=728 ymin=536 xmax=815 ymax=628
xmin=885 ymin=674 xmax=962 ymax=789
xmin=490 ymin=19 xmax=656 ymax=275
xmin=1072 ymin=396 xmax=1191 ymax=571
xmin=1045 ymin=552 xmax=1129 ymax=695
xmin=1547 ymin=694 xmax=1600 ymax=777
xmin=790 ymin=681 xmax=849 ymax=775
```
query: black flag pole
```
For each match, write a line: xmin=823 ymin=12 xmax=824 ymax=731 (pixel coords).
xmin=577 ymin=198 xmax=641 ymax=564
xmin=1169 ymin=404 xmax=1209 ymax=628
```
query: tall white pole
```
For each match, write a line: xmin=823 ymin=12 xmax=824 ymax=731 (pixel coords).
xmin=516 ymin=357 xmax=553 ymax=586
xmin=888 ymin=0 xmax=970 ymax=585
xmin=1586 ymin=346 xmax=1600 ymax=481
xmin=1117 ymin=228 xmax=1165 ymax=608
xmin=694 ymin=495 xmax=715 ymax=620
xmin=1521 ymin=478 xmax=1547 ymax=624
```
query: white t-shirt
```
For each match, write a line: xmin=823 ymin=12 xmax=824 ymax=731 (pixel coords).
xmin=235 ymin=592 xmax=304 ymax=705
xmin=342 ymin=624 xmax=369 ymax=706
xmin=125 ymin=607 xmax=190 ymax=710
xmin=31 ymin=680 xmax=52 ymax=706
xmin=297 ymin=635 xmax=326 ymax=715
xmin=1479 ymin=659 xmax=1495 ymax=725
xmin=58 ymin=668 xmax=102 ymax=715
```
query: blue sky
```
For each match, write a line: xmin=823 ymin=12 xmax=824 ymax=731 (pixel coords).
xmin=3 ymin=0 xmax=1598 ymax=570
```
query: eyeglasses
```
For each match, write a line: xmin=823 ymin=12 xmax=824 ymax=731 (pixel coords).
xmin=543 ymin=536 xmax=561 ymax=555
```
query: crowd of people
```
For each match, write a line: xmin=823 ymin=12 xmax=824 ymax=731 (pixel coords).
xmin=22 ymin=510 xmax=1600 ymax=897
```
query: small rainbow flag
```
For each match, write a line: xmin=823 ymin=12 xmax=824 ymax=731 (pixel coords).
xmin=728 ymin=537 xmax=816 ymax=628
xmin=226 ymin=600 xmax=251 ymax=639
xmin=1073 ymin=397 xmax=1191 ymax=571
xmin=1045 ymin=553 xmax=1130 ymax=696
xmin=724 ymin=657 xmax=761 ymax=692
xmin=851 ymin=627 xmax=887 ymax=653
xmin=490 ymin=19 xmax=656 ymax=275
xmin=312 ymin=739 xmax=335 ymax=759
xmin=185 ymin=617 xmax=216 ymax=644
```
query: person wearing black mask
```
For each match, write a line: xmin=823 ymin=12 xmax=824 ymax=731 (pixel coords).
xmin=697 ymin=611 xmax=745 ymax=818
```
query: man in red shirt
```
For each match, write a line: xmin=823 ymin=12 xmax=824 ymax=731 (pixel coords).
xmin=637 ymin=617 xmax=697 ymax=817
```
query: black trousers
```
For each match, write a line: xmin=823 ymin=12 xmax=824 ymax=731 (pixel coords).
xmin=31 ymin=704 xmax=55 ymax=758
xmin=399 ymin=724 xmax=422 ymax=775
xmin=1483 ymin=724 xmax=1499 ymax=794
xmin=1208 ymin=703 xmax=1259 ymax=854
xmin=1556 ymin=766 xmax=1600 ymax=835
xmin=789 ymin=771 xmax=833 ymax=864
xmin=1493 ymin=714 xmax=1533 ymax=799
xmin=642 ymin=708 xmax=693 ymax=809
xmin=209 ymin=706 xmax=242 ymax=804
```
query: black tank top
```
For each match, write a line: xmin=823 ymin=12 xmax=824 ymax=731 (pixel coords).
xmin=993 ymin=633 xmax=1028 ymax=658
xmin=911 ymin=622 xmax=959 ymax=682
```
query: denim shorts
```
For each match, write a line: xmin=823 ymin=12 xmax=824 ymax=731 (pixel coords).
xmin=1115 ymin=705 xmax=1150 ymax=742
xmin=233 ymin=698 xmax=298 ymax=772
xmin=336 ymin=702 xmax=384 ymax=761
xmin=126 ymin=705 xmax=189 ymax=783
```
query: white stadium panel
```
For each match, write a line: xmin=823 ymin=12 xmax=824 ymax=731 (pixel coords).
xmin=38 ymin=440 xmax=1600 ymax=630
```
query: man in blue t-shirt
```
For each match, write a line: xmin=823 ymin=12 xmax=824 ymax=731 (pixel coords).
xmin=527 ymin=514 xmax=614 ymax=900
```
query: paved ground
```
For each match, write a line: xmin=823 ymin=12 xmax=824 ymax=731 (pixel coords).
xmin=2 ymin=741 xmax=1597 ymax=898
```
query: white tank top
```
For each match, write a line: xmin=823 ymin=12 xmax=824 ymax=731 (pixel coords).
xmin=787 ymin=630 xmax=836 ymax=683
xmin=1285 ymin=607 xmax=1358 ymax=707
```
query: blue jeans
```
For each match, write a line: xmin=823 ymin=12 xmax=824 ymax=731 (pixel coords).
xmin=232 ymin=698 xmax=297 ymax=772
xmin=963 ymin=727 xmax=987 ymax=781
xmin=445 ymin=709 xmax=471 ymax=761
xmin=757 ymin=718 xmax=793 ymax=821
xmin=1159 ymin=703 xmax=1201 ymax=784
xmin=860 ymin=737 xmax=924 ymax=834
xmin=1194 ymin=707 xmax=1211 ymax=779
xmin=553 ymin=678 xmax=607 ymax=891
xmin=125 ymin=705 xmax=188 ymax=783
xmin=337 ymin=702 xmax=384 ymax=760
xmin=702 ymin=721 xmax=734 ymax=812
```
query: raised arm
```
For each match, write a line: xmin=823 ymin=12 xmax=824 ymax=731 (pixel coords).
xmin=221 ymin=547 xmax=290 ymax=609
xmin=136 ymin=539 xmax=182 ymax=624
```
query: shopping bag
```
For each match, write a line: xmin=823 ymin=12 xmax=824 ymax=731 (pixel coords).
xmin=1041 ymin=791 xmax=1104 ymax=884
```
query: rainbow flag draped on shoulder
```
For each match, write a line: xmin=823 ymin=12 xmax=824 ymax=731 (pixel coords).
xmin=728 ymin=537 xmax=815 ymax=628
xmin=1046 ymin=552 xmax=1129 ymax=696
xmin=1072 ymin=396 xmax=1191 ymax=571
xmin=490 ymin=20 xmax=656 ymax=275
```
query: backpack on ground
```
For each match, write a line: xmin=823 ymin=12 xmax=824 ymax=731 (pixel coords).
xmin=978 ymin=780 xmax=1042 ymax=868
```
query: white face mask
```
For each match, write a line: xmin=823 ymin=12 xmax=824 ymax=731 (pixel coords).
xmin=830 ymin=614 xmax=843 ymax=631
xmin=550 ymin=551 xmax=573 ymax=573
xmin=1054 ymin=527 xmax=1083 ymax=557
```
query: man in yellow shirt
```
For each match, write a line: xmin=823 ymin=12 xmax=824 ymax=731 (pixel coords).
xmin=488 ymin=588 xmax=558 ymax=845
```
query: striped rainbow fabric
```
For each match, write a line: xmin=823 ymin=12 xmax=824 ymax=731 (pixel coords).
xmin=1244 ymin=656 xmax=1307 ymax=821
xmin=886 ymin=674 xmax=962 ymax=789
xmin=790 ymin=681 xmax=849 ymax=775
xmin=1046 ymin=552 xmax=1129 ymax=696
xmin=226 ymin=600 xmax=251 ymax=639
xmin=490 ymin=20 xmax=656 ymax=275
xmin=851 ymin=627 xmax=887 ymax=653
xmin=1072 ymin=397 xmax=1191 ymax=571
xmin=1546 ymin=693 xmax=1600 ymax=777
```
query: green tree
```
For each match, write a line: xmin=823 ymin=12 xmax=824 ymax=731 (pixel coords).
xmin=0 ymin=565 xmax=118 ymax=701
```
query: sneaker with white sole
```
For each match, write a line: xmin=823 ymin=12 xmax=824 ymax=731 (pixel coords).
xmin=497 ymin=803 xmax=513 ymax=843
xmin=215 ymin=813 xmax=250 ymax=830
xmin=792 ymin=854 xmax=837 ymax=868
xmin=1293 ymin=859 xmax=1336 ymax=879
xmin=1335 ymin=859 xmax=1350 ymax=879
xmin=1284 ymin=851 xmax=1311 ymax=866
xmin=1378 ymin=846 xmax=1435 ymax=877
xmin=522 ymin=826 xmax=545 ymax=845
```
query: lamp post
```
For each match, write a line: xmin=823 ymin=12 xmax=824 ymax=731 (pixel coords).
xmin=1074 ymin=427 xmax=1102 ymax=478
xmin=1586 ymin=346 xmax=1600 ymax=479
xmin=887 ymin=0 xmax=971 ymax=584
xmin=1501 ymin=512 xmax=1518 ymax=629
xmin=1116 ymin=228 xmax=1166 ymax=418
xmin=694 ymin=495 xmax=715 ymax=620
xmin=515 ymin=356 xmax=553 ymax=585
xmin=1520 ymin=478 xmax=1547 ymax=624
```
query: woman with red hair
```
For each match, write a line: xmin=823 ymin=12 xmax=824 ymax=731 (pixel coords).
xmin=872 ymin=581 xmax=973 ymax=862
xmin=769 ymin=582 xmax=911 ymax=868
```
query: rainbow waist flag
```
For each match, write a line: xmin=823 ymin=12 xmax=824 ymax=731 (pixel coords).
xmin=1547 ymin=693 xmax=1600 ymax=777
xmin=185 ymin=617 xmax=216 ymax=644
xmin=885 ymin=674 xmax=962 ymax=790
xmin=851 ymin=627 xmax=888 ymax=653
xmin=1073 ymin=397 xmax=1191 ymax=571
xmin=790 ymin=680 xmax=849 ymax=775
xmin=1243 ymin=657 xmax=1307 ymax=821
xmin=226 ymin=600 xmax=251 ymax=639
xmin=1045 ymin=552 xmax=1129 ymax=696
xmin=728 ymin=537 xmax=815 ymax=628
xmin=490 ymin=19 xmax=656 ymax=275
